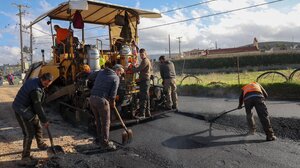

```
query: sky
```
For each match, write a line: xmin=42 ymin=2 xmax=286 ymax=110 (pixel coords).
xmin=0 ymin=0 xmax=300 ymax=65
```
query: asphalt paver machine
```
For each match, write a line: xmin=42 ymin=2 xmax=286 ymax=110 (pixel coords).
xmin=26 ymin=1 xmax=174 ymax=130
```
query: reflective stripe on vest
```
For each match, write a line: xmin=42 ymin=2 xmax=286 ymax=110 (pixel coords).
xmin=242 ymin=82 xmax=262 ymax=97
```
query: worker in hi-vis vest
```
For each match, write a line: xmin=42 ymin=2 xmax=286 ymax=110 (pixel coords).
xmin=238 ymin=82 xmax=276 ymax=141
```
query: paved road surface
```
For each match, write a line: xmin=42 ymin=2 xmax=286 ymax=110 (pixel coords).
xmin=107 ymin=96 xmax=300 ymax=168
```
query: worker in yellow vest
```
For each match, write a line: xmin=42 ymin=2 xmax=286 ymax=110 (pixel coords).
xmin=238 ymin=82 xmax=276 ymax=141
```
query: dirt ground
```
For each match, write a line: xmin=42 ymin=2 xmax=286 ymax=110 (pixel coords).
xmin=0 ymin=85 xmax=95 ymax=167
xmin=0 ymin=85 xmax=178 ymax=168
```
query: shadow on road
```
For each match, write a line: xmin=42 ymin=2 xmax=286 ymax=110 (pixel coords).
xmin=162 ymin=129 xmax=265 ymax=149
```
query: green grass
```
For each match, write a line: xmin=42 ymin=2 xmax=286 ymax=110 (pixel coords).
xmin=167 ymin=69 xmax=300 ymax=100
xmin=176 ymin=69 xmax=296 ymax=85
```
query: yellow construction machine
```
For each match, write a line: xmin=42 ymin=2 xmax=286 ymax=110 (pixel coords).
xmin=26 ymin=1 xmax=173 ymax=130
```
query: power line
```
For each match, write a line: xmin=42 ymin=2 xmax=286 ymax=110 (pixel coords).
xmin=161 ymin=0 xmax=217 ymax=14
xmin=32 ymin=27 xmax=51 ymax=35
xmin=140 ymin=0 xmax=285 ymax=30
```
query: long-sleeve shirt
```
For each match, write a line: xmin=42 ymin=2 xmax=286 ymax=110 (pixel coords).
xmin=160 ymin=61 xmax=176 ymax=80
xmin=239 ymin=83 xmax=268 ymax=107
xmin=12 ymin=78 xmax=48 ymax=123
xmin=91 ymin=68 xmax=120 ymax=101
xmin=133 ymin=57 xmax=152 ymax=80
xmin=56 ymin=28 xmax=71 ymax=44
xmin=30 ymin=88 xmax=47 ymax=123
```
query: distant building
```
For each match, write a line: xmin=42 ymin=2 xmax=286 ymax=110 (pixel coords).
xmin=183 ymin=38 xmax=260 ymax=57
xmin=0 ymin=64 xmax=21 ymax=76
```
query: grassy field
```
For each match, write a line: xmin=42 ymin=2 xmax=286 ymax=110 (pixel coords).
xmin=165 ymin=69 xmax=300 ymax=100
xmin=176 ymin=69 xmax=297 ymax=85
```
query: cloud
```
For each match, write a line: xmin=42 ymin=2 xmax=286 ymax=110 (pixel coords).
xmin=2 ymin=0 xmax=300 ymax=65
xmin=137 ymin=0 xmax=300 ymax=54
xmin=39 ymin=0 xmax=53 ymax=11
xmin=0 ymin=46 xmax=21 ymax=65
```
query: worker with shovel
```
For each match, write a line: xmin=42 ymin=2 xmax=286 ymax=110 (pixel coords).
xmin=90 ymin=62 xmax=124 ymax=150
xmin=12 ymin=73 xmax=53 ymax=166
xmin=237 ymin=82 xmax=276 ymax=141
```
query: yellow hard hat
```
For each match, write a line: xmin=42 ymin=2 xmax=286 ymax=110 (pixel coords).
xmin=83 ymin=64 xmax=91 ymax=73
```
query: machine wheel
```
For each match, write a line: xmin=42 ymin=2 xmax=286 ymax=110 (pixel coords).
xmin=288 ymin=68 xmax=300 ymax=82
xmin=180 ymin=74 xmax=202 ymax=85
xmin=256 ymin=71 xmax=288 ymax=83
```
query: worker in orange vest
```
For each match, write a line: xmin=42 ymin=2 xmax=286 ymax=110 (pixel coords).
xmin=54 ymin=25 xmax=72 ymax=55
xmin=238 ymin=82 xmax=276 ymax=141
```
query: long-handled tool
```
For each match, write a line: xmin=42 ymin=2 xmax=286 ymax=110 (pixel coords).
xmin=113 ymin=106 xmax=133 ymax=145
xmin=208 ymin=106 xmax=243 ymax=136
xmin=208 ymin=106 xmax=244 ymax=123
xmin=46 ymin=127 xmax=65 ymax=155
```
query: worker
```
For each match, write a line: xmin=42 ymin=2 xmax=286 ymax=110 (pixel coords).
xmin=12 ymin=73 xmax=53 ymax=166
xmin=0 ymin=73 xmax=3 ymax=86
xmin=54 ymin=25 xmax=72 ymax=55
xmin=237 ymin=82 xmax=276 ymax=141
xmin=99 ymin=56 xmax=106 ymax=69
xmin=90 ymin=62 xmax=124 ymax=150
xmin=7 ymin=73 xmax=14 ymax=85
xmin=159 ymin=55 xmax=178 ymax=111
xmin=75 ymin=64 xmax=91 ymax=84
xmin=133 ymin=48 xmax=152 ymax=118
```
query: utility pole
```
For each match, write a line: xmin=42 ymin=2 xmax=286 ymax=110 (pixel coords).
xmin=177 ymin=36 xmax=182 ymax=57
xmin=168 ymin=34 xmax=171 ymax=59
xmin=30 ymin=22 xmax=33 ymax=64
xmin=13 ymin=3 xmax=29 ymax=73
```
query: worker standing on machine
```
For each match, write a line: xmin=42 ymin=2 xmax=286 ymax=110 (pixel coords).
xmin=53 ymin=25 xmax=72 ymax=55
xmin=238 ymin=82 xmax=276 ymax=141
xmin=132 ymin=48 xmax=152 ymax=119
xmin=90 ymin=62 xmax=124 ymax=150
xmin=159 ymin=55 xmax=178 ymax=111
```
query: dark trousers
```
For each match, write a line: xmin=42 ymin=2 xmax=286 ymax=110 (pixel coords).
xmin=15 ymin=112 xmax=43 ymax=158
xmin=90 ymin=96 xmax=111 ymax=145
xmin=139 ymin=79 xmax=150 ymax=116
xmin=244 ymin=97 xmax=275 ymax=137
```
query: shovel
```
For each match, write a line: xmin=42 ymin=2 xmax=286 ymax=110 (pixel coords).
xmin=46 ymin=127 xmax=65 ymax=155
xmin=113 ymin=106 xmax=133 ymax=145
xmin=208 ymin=106 xmax=244 ymax=123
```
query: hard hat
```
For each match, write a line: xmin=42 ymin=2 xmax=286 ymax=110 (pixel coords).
xmin=83 ymin=64 xmax=91 ymax=73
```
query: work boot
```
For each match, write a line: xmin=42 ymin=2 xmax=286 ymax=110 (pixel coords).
xmin=172 ymin=106 xmax=179 ymax=112
xmin=37 ymin=142 xmax=48 ymax=150
xmin=246 ymin=129 xmax=256 ymax=135
xmin=18 ymin=156 xmax=38 ymax=166
xmin=146 ymin=111 xmax=151 ymax=117
xmin=266 ymin=135 xmax=277 ymax=141
xmin=164 ymin=106 xmax=172 ymax=110
xmin=101 ymin=141 xmax=116 ymax=150
xmin=135 ymin=113 xmax=145 ymax=119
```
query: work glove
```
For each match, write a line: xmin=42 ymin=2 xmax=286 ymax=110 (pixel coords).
xmin=43 ymin=121 xmax=49 ymax=128
xmin=109 ymin=100 xmax=116 ymax=109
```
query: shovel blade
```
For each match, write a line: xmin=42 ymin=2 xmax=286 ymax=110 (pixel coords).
xmin=47 ymin=145 xmax=65 ymax=156
xmin=122 ymin=129 xmax=133 ymax=145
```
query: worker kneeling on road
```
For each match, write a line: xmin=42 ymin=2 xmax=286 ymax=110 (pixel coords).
xmin=237 ymin=82 xmax=276 ymax=141
xmin=90 ymin=62 xmax=124 ymax=150
xmin=12 ymin=73 xmax=53 ymax=166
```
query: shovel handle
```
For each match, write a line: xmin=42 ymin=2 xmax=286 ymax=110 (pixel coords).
xmin=46 ymin=127 xmax=55 ymax=148
xmin=113 ymin=106 xmax=129 ymax=132
xmin=209 ymin=106 xmax=244 ymax=123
